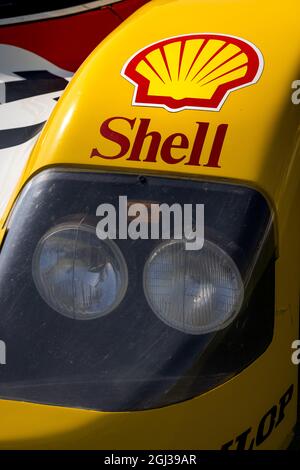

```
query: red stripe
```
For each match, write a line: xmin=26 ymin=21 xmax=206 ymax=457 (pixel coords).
xmin=191 ymin=42 xmax=229 ymax=82
xmin=184 ymin=38 xmax=208 ymax=81
xmin=143 ymin=57 xmax=165 ymax=83
xmin=200 ymin=62 xmax=248 ymax=87
xmin=160 ymin=46 xmax=172 ymax=81
xmin=178 ymin=40 xmax=186 ymax=80
xmin=197 ymin=50 xmax=243 ymax=84
xmin=0 ymin=0 xmax=149 ymax=72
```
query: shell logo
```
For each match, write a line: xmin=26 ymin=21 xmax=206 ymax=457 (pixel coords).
xmin=122 ymin=33 xmax=264 ymax=112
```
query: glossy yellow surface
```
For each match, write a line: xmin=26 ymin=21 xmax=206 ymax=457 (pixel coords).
xmin=0 ymin=0 xmax=299 ymax=449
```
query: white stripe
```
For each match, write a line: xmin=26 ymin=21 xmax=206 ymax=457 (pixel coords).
xmin=0 ymin=45 xmax=73 ymax=220
xmin=0 ymin=44 xmax=73 ymax=78
xmin=0 ymin=0 xmax=123 ymax=26
xmin=0 ymin=72 xmax=25 ymax=83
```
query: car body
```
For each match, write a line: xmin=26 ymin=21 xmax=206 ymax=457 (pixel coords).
xmin=0 ymin=0 xmax=299 ymax=450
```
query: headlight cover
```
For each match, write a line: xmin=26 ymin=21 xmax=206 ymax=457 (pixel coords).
xmin=0 ymin=169 xmax=274 ymax=411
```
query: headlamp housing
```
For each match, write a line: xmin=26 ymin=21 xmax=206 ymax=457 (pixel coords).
xmin=0 ymin=169 xmax=275 ymax=411
xmin=143 ymin=239 xmax=244 ymax=335
xmin=32 ymin=222 xmax=128 ymax=320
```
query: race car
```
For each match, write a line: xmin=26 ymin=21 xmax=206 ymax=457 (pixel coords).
xmin=0 ymin=0 xmax=299 ymax=450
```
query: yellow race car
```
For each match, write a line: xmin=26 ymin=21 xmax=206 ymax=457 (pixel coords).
xmin=0 ymin=0 xmax=299 ymax=450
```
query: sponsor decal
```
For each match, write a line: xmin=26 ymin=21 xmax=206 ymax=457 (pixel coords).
xmin=221 ymin=385 xmax=294 ymax=449
xmin=90 ymin=116 xmax=228 ymax=167
xmin=122 ymin=33 xmax=264 ymax=112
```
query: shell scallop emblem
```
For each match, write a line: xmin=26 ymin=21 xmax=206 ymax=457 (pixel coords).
xmin=122 ymin=33 xmax=264 ymax=112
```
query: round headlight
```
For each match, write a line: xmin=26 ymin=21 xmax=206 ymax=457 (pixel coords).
xmin=32 ymin=223 xmax=128 ymax=319
xmin=143 ymin=240 xmax=244 ymax=334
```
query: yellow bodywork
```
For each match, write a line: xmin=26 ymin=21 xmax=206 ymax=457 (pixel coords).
xmin=0 ymin=0 xmax=299 ymax=449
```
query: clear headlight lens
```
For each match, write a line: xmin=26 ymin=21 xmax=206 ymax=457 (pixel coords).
xmin=32 ymin=223 xmax=128 ymax=319
xmin=143 ymin=240 xmax=244 ymax=334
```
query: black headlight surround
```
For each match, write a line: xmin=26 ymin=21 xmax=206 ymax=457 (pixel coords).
xmin=0 ymin=169 xmax=275 ymax=411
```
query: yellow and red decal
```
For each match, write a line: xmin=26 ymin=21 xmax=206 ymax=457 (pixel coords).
xmin=90 ymin=117 xmax=228 ymax=167
xmin=122 ymin=33 xmax=264 ymax=112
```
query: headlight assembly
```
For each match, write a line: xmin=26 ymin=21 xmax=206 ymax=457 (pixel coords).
xmin=0 ymin=169 xmax=275 ymax=411
xmin=32 ymin=223 xmax=128 ymax=320
xmin=143 ymin=239 xmax=244 ymax=335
